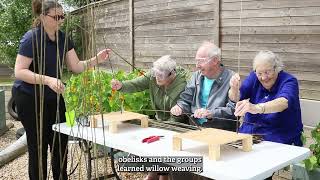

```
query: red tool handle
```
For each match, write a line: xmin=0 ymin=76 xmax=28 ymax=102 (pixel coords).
xmin=147 ymin=136 xmax=160 ymax=143
xmin=142 ymin=136 xmax=155 ymax=143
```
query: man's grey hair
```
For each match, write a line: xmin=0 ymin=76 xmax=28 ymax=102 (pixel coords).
xmin=253 ymin=50 xmax=284 ymax=73
xmin=153 ymin=55 xmax=176 ymax=72
xmin=200 ymin=41 xmax=221 ymax=61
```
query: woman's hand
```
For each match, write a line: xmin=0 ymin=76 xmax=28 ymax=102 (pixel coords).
xmin=45 ymin=77 xmax=65 ymax=94
xmin=229 ymin=73 xmax=241 ymax=102
xmin=230 ymin=73 xmax=241 ymax=90
xmin=97 ymin=48 xmax=112 ymax=64
xmin=234 ymin=99 xmax=261 ymax=116
xmin=170 ymin=105 xmax=183 ymax=116
xmin=111 ymin=79 xmax=122 ymax=90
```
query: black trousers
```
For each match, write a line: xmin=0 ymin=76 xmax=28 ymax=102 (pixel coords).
xmin=15 ymin=89 xmax=68 ymax=180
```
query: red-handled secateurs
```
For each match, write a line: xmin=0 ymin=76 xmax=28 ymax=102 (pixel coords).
xmin=142 ymin=136 xmax=164 ymax=143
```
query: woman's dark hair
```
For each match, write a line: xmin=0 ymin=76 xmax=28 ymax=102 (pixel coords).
xmin=32 ymin=0 xmax=63 ymax=27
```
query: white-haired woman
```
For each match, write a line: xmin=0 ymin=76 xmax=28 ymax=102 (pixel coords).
xmin=229 ymin=50 xmax=303 ymax=146
xmin=111 ymin=55 xmax=188 ymax=123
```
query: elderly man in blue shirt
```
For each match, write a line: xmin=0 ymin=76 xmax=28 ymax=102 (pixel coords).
xmin=229 ymin=50 xmax=303 ymax=146
xmin=171 ymin=41 xmax=236 ymax=130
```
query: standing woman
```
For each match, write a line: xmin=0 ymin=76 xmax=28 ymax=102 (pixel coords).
xmin=14 ymin=1 xmax=110 ymax=179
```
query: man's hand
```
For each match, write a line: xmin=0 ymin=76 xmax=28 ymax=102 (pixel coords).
xmin=111 ymin=79 xmax=122 ymax=90
xmin=194 ymin=108 xmax=212 ymax=119
xmin=170 ymin=105 xmax=183 ymax=116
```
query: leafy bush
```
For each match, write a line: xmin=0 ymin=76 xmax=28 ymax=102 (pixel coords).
xmin=64 ymin=70 xmax=153 ymax=118
xmin=0 ymin=0 xmax=82 ymax=68
xmin=304 ymin=123 xmax=320 ymax=171
xmin=0 ymin=0 xmax=32 ymax=68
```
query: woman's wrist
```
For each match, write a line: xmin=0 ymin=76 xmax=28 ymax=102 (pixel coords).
xmin=42 ymin=75 xmax=51 ymax=85
xmin=84 ymin=58 xmax=94 ymax=70
xmin=256 ymin=103 xmax=265 ymax=114
xmin=87 ymin=58 xmax=99 ymax=68
xmin=228 ymin=89 xmax=240 ymax=102
xmin=83 ymin=61 xmax=88 ymax=71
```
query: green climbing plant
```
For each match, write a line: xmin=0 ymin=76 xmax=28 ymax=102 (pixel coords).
xmin=64 ymin=69 xmax=153 ymax=118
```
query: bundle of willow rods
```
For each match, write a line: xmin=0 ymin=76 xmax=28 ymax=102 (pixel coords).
xmin=149 ymin=119 xmax=198 ymax=132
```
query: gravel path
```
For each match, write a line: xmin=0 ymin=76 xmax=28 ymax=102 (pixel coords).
xmin=0 ymin=118 xmax=145 ymax=180
xmin=0 ymin=118 xmax=28 ymax=180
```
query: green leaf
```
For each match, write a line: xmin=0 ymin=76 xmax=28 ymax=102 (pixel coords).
xmin=304 ymin=156 xmax=318 ymax=171
xmin=301 ymin=133 xmax=307 ymax=145
xmin=310 ymin=144 xmax=316 ymax=151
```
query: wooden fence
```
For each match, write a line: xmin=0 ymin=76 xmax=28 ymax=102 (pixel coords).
xmin=73 ymin=0 xmax=320 ymax=100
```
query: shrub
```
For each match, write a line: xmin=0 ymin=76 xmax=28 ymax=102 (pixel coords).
xmin=304 ymin=122 xmax=320 ymax=171
xmin=64 ymin=70 xmax=153 ymax=118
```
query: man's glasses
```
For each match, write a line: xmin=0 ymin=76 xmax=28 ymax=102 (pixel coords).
xmin=47 ymin=14 xmax=65 ymax=21
xmin=195 ymin=57 xmax=209 ymax=65
xmin=195 ymin=56 xmax=216 ymax=65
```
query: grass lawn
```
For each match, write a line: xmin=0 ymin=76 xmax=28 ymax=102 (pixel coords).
xmin=0 ymin=71 xmax=72 ymax=85
xmin=0 ymin=76 xmax=14 ymax=84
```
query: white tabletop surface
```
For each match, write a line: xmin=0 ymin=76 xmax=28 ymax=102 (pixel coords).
xmin=53 ymin=122 xmax=310 ymax=180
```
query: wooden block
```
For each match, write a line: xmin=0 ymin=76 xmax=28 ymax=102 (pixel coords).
xmin=173 ymin=128 xmax=253 ymax=160
xmin=109 ymin=123 xmax=118 ymax=133
xmin=242 ymin=136 xmax=253 ymax=152
xmin=140 ymin=116 xmax=148 ymax=128
xmin=90 ymin=116 xmax=98 ymax=128
xmin=175 ymin=128 xmax=252 ymax=145
xmin=209 ymin=144 xmax=220 ymax=161
xmin=173 ymin=136 xmax=182 ymax=151
xmin=89 ymin=111 xmax=149 ymax=133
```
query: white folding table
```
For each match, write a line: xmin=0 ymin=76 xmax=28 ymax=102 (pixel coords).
xmin=53 ymin=122 xmax=310 ymax=180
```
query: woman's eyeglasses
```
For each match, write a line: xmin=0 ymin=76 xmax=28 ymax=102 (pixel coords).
xmin=151 ymin=68 xmax=175 ymax=80
xmin=255 ymin=68 xmax=275 ymax=78
xmin=47 ymin=14 xmax=65 ymax=21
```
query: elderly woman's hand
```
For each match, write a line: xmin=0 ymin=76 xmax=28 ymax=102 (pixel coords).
xmin=111 ymin=79 xmax=122 ymax=90
xmin=230 ymin=73 xmax=241 ymax=91
xmin=229 ymin=73 xmax=241 ymax=102
xmin=234 ymin=99 xmax=261 ymax=116
xmin=170 ymin=105 xmax=183 ymax=116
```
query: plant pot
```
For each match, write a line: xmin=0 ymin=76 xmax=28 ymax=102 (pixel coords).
xmin=292 ymin=163 xmax=320 ymax=180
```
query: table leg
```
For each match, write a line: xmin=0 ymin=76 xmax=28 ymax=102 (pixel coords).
xmin=79 ymin=140 xmax=92 ymax=180
xmin=110 ymin=148 xmax=121 ymax=180
xmin=81 ymin=141 xmax=122 ymax=180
